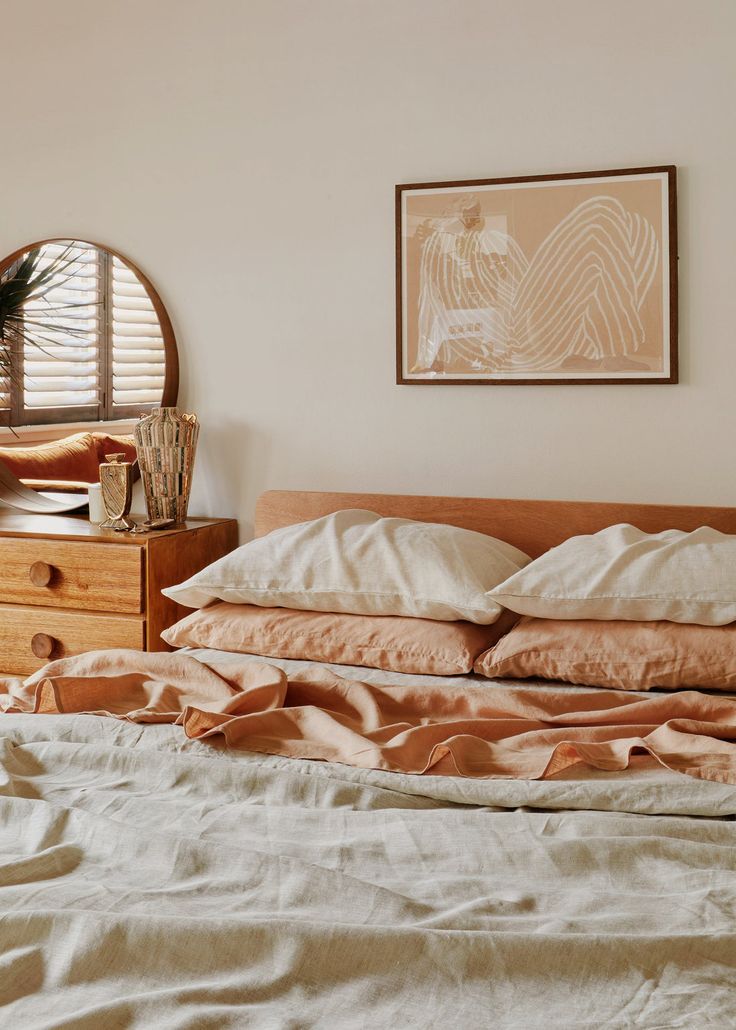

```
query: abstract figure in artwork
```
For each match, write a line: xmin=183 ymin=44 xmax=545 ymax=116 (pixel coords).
xmin=413 ymin=195 xmax=660 ymax=374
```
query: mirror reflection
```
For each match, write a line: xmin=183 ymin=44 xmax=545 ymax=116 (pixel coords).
xmin=0 ymin=238 xmax=178 ymax=428
xmin=0 ymin=238 xmax=178 ymax=505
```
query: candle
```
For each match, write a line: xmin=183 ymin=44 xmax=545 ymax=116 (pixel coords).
xmin=88 ymin=482 xmax=106 ymax=524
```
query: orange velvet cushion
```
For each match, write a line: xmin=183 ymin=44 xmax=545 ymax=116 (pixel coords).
xmin=474 ymin=616 xmax=736 ymax=691
xmin=0 ymin=431 xmax=137 ymax=487
xmin=162 ymin=603 xmax=518 ymax=676
xmin=93 ymin=433 xmax=137 ymax=467
xmin=0 ymin=432 xmax=101 ymax=484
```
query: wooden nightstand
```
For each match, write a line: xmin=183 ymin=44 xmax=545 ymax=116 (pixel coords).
xmin=0 ymin=513 xmax=238 ymax=675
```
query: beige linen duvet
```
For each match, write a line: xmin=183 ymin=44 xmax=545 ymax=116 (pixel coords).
xmin=1 ymin=653 xmax=736 ymax=1027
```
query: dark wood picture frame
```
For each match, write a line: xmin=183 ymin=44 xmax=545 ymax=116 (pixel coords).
xmin=395 ymin=165 xmax=678 ymax=386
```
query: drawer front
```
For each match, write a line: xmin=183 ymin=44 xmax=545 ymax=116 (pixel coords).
xmin=0 ymin=606 xmax=145 ymax=676
xmin=0 ymin=538 xmax=143 ymax=613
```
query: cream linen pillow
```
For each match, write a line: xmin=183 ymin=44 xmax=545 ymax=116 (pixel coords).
xmin=488 ymin=523 xmax=736 ymax=625
xmin=163 ymin=509 xmax=531 ymax=623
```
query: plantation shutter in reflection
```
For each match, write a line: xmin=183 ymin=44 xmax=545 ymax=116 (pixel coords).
xmin=6 ymin=241 xmax=167 ymax=427
xmin=0 ymin=368 xmax=10 ymax=425
xmin=111 ymin=256 xmax=165 ymax=413
xmin=21 ymin=242 xmax=101 ymax=420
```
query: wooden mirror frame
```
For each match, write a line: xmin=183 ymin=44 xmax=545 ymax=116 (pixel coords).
xmin=0 ymin=237 xmax=179 ymax=427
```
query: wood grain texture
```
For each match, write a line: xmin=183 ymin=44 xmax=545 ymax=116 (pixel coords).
xmin=0 ymin=512 xmax=230 ymax=544
xmin=0 ymin=605 xmax=145 ymax=675
xmin=30 ymin=632 xmax=55 ymax=659
xmin=0 ymin=515 xmax=238 ymax=673
xmin=146 ymin=520 xmax=239 ymax=651
xmin=255 ymin=490 xmax=736 ymax=558
xmin=29 ymin=561 xmax=53 ymax=587
xmin=0 ymin=538 xmax=143 ymax=612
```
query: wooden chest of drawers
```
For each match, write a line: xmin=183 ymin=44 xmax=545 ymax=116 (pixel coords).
xmin=0 ymin=513 xmax=238 ymax=676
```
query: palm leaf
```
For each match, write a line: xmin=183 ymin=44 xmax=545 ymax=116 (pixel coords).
xmin=0 ymin=242 xmax=101 ymax=382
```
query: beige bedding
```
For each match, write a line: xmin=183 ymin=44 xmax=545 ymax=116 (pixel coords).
xmin=1 ymin=655 xmax=736 ymax=1027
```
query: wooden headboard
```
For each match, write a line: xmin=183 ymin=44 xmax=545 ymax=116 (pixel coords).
xmin=254 ymin=490 xmax=736 ymax=558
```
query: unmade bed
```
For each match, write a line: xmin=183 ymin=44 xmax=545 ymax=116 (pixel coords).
xmin=2 ymin=490 xmax=736 ymax=1028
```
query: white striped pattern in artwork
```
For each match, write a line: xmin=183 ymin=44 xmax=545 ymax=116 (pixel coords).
xmin=414 ymin=196 xmax=661 ymax=374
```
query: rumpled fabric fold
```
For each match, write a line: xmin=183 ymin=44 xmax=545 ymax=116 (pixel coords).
xmin=3 ymin=649 xmax=736 ymax=783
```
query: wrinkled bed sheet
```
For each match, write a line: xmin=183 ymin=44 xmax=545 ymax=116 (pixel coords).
xmin=6 ymin=647 xmax=736 ymax=785
xmin=1 ymin=654 xmax=736 ymax=1027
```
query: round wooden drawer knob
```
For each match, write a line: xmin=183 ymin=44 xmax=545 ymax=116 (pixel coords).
xmin=29 ymin=561 xmax=55 ymax=587
xmin=31 ymin=633 xmax=57 ymax=660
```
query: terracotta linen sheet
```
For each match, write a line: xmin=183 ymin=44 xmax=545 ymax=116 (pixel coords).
xmin=1 ymin=709 xmax=736 ymax=1027
xmin=3 ymin=648 xmax=736 ymax=784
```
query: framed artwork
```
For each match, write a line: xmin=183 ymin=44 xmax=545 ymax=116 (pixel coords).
xmin=396 ymin=166 xmax=677 ymax=385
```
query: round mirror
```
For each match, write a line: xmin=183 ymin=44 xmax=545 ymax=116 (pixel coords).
xmin=0 ymin=238 xmax=178 ymax=428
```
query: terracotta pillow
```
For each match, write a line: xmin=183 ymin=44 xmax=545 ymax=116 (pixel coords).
xmin=0 ymin=431 xmax=137 ymax=489
xmin=92 ymin=433 xmax=137 ymax=467
xmin=474 ymin=616 xmax=736 ymax=691
xmin=162 ymin=603 xmax=518 ymax=676
xmin=0 ymin=432 xmax=102 ymax=484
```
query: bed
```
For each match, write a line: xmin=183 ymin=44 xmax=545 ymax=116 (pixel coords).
xmin=2 ymin=490 xmax=736 ymax=1028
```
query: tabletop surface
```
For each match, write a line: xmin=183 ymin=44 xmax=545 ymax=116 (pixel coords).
xmin=0 ymin=512 xmax=236 ymax=544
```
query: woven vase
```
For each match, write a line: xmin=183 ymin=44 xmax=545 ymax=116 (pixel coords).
xmin=134 ymin=407 xmax=199 ymax=523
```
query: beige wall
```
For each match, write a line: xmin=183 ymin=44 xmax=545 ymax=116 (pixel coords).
xmin=2 ymin=0 xmax=735 ymax=530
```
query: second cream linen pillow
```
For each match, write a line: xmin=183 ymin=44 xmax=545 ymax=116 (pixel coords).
xmin=488 ymin=524 xmax=736 ymax=625
xmin=163 ymin=509 xmax=531 ymax=623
